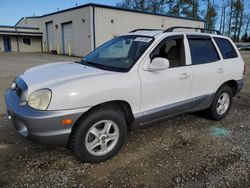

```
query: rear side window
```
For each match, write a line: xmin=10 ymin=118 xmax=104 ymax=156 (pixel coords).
xmin=188 ymin=38 xmax=219 ymax=65
xmin=214 ymin=37 xmax=238 ymax=59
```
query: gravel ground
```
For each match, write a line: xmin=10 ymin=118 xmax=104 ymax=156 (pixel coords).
xmin=0 ymin=52 xmax=250 ymax=187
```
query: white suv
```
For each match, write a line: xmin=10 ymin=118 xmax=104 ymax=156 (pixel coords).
xmin=5 ymin=27 xmax=245 ymax=163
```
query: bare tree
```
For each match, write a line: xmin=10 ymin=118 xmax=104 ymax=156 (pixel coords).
xmin=231 ymin=0 xmax=244 ymax=41
xmin=117 ymin=0 xmax=170 ymax=13
xmin=228 ymin=0 xmax=234 ymax=37
xmin=148 ymin=0 xmax=169 ymax=13
xmin=237 ymin=0 xmax=244 ymax=41
xmin=116 ymin=0 xmax=134 ymax=9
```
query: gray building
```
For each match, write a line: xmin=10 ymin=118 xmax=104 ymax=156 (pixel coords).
xmin=13 ymin=3 xmax=205 ymax=57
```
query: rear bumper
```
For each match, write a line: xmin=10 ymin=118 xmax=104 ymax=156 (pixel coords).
xmin=236 ymin=79 xmax=244 ymax=94
xmin=5 ymin=89 xmax=89 ymax=145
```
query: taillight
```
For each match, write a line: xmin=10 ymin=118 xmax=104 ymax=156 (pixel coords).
xmin=243 ymin=64 xmax=246 ymax=76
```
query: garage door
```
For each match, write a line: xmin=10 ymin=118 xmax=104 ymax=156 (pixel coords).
xmin=46 ymin=21 xmax=54 ymax=52
xmin=62 ymin=22 xmax=73 ymax=55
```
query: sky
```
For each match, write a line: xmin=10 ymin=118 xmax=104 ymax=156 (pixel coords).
xmin=0 ymin=0 xmax=119 ymax=26
xmin=0 ymin=0 xmax=249 ymax=29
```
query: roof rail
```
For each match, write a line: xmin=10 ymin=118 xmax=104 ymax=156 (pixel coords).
xmin=164 ymin=26 xmax=222 ymax=35
xmin=130 ymin=28 xmax=163 ymax=33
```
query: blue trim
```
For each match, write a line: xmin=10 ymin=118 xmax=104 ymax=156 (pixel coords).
xmin=15 ymin=3 xmax=205 ymax=26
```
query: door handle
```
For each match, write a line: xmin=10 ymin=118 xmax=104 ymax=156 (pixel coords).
xmin=179 ymin=73 xmax=190 ymax=80
xmin=217 ymin=68 xmax=224 ymax=74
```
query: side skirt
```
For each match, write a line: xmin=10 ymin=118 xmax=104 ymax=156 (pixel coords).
xmin=130 ymin=93 xmax=214 ymax=130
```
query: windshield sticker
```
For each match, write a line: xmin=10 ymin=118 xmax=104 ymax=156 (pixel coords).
xmin=134 ymin=37 xmax=152 ymax=43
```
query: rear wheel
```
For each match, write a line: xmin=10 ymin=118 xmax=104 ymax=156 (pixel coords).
xmin=207 ymin=85 xmax=233 ymax=120
xmin=69 ymin=107 xmax=127 ymax=163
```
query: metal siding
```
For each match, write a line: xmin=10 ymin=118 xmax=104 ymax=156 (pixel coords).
xmin=62 ymin=22 xmax=73 ymax=55
xmin=46 ymin=22 xmax=54 ymax=52
xmin=40 ymin=6 xmax=92 ymax=56
xmin=18 ymin=36 xmax=42 ymax=52
xmin=15 ymin=18 xmax=41 ymax=28
xmin=94 ymin=7 xmax=205 ymax=47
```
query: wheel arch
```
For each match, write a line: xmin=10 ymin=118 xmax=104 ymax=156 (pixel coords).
xmin=72 ymin=100 xmax=135 ymax=132
xmin=217 ymin=80 xmax=238 ymax=96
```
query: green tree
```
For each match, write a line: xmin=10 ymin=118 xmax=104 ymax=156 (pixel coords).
xmin=205 ymin=0 xmax=217 ymax=31
xmin=148 ymin=0 xmax=169 ymax=13
xmin=168 ymin=0 xmax=200 ymax=19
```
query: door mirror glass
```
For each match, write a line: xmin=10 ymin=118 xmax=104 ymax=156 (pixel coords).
xmin=148 ymin=57 xmax=169 ymax=71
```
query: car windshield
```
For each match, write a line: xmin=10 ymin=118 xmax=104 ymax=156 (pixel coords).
xmin=81 ymin=35 xmax=154 ymax=72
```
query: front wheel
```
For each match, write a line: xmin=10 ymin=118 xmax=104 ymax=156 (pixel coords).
xmin=69 ymin=107 xmax=127 ymax=163
xmin=207 ymin=85 xmax=233 ymax=120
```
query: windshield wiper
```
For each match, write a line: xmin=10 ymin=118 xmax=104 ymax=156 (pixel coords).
xmin=81 ymin=60 xmax=110 ymax=71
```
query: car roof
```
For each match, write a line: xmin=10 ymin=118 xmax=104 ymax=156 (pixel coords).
xmin=124 ymin=28 xmax=230 ymax=40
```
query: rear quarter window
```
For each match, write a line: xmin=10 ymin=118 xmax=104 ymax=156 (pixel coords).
xmin=213 ymin=37 xmax=238 ymax=59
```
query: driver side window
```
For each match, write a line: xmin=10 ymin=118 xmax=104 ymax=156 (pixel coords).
xmin=150 ymin=36 xmax=185 ymax=68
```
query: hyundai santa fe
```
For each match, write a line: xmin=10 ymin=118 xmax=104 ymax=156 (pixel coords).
xmin=5 ymin=27 xmax=245 ymax=163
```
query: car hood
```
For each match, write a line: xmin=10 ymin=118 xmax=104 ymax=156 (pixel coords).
xmin=20 ymin=61 xmax=112 ymax=93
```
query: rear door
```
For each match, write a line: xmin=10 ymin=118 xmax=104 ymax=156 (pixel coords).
xmin=187 ymin=35 xmax=222 ymax=106
xmin=213 ymin=37 xmax=242 ymax=81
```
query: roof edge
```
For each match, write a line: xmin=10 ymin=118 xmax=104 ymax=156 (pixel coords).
xmin=0 ymin=25 xmax=40 ymax=30
xmin=15 ymin=3 xmax=205 ymax=26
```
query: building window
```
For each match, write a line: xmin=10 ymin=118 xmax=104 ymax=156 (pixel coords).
xmin=23 ymin=38 xmax=31 ymax=45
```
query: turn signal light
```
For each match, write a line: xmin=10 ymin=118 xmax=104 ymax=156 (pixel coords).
xmin=62 ymin=119 xmax=73 ymax=125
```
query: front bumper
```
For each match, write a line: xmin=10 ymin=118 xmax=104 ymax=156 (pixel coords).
xmin=5 ymin=89 xmax=89 ymax=145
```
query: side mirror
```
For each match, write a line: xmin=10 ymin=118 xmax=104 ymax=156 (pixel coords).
xmin=148 ymin=57 xmax=169 ymax=71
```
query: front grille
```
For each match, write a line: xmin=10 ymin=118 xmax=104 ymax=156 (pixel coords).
xmin=15 ymin=84 xmax=22 ymax=97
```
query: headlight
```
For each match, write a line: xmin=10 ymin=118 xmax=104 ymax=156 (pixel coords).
xmin=28 ymin=89 xmax=52 ymax=110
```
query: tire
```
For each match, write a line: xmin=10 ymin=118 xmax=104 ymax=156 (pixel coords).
xmin=69 ymin=106 xmax=127 ymax=163
xmin=207 ymin=85 xmax=233 ymax=121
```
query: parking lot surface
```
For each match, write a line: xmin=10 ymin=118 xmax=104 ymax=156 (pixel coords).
xmin=0 ymin=52 xmax=250 ymax=187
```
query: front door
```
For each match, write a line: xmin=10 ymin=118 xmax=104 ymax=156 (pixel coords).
xmin=139 ymin=35 xmax=192 ymax=122
xmin=3 ymin=36 xmax=11 ymax=52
